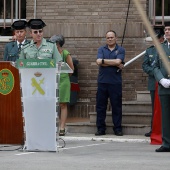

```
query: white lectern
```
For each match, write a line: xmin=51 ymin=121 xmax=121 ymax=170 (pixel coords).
xmin=16 ymin=59 xmax=72 ymax=152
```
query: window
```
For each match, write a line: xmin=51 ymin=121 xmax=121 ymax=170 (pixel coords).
xmin=149 ymin=0 xmax=170 ymax=25
xmin=0 ymin=0 xmax=26 ymax=36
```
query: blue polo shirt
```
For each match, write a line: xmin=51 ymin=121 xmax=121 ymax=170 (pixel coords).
xmin=97 ymin=44 xmax=125 ymax=84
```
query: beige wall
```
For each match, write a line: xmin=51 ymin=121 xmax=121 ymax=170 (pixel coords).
xmin=0 ymin=0 xmax=151 ymax=117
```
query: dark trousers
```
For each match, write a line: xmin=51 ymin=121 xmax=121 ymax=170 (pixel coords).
xmin=96 ymin=83 xmax=122 ymax=133
xmin=159 ymin=95 xmax=170 ymax=148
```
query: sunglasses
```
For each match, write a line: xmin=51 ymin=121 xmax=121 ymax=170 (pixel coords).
xmin=33 ymin=30 xmax=43 ymax=34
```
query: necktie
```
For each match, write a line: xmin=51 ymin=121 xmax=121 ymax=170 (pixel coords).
xmin=18 ymin=43 xmax=22 ymax=51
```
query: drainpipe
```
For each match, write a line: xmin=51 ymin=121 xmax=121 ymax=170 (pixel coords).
xmin=34 ymin=0 xmax=37 ymax=19
xmin=4 ymin=0 xmax=6 ymax=28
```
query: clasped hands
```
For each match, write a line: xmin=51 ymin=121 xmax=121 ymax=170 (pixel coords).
xmin=159 ymin=78 xmax=170 ymax=88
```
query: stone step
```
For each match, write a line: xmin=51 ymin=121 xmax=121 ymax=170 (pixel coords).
xmin=66 ymin=99 xmax=152 ymax=136
xmin=136 ymin=91 xmax=151 ymax=102
xmin=66 ymin=122 xmax=150 ymax=135
xmin=122 ymin=101 xmax=151 ymax=113
xmin=89 ymin=112 xmax=151 ymax=125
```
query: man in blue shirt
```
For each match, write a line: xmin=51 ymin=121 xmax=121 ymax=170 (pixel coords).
xmin=95 ymin=30 xmax=125 ymax=136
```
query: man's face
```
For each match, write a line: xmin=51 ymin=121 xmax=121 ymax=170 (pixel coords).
xmin=30 ymin=29 xmax=43 ymax=42
xmin=14 ymin=29 xmax=26 ymax=42
xmin=164 ymin=26 xmax=170 ymax=40
xmin=106 ymin=32 xmax=117 ymax=46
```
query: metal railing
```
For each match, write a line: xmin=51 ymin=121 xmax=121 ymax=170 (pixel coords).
xmin=124 ymin=51 xmax=146 ymax=68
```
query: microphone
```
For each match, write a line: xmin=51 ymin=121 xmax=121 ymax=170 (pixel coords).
xmin=18 ymin=41 xmax=37 ymax=53
xmin=11 ymin=42 xmax=37 ymax=66
xmin=12 ymin=42 xmax=37 ymax=61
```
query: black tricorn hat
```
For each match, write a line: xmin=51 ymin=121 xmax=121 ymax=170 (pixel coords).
xmin=27 ymin=19 xmax=46 ymax=29
xmin=11 ymin=20 xmax=27 ymax=30
xmin=153 ymin=25 xmax=164 ymax=38
xmin=164 ymin=22 xmax=170 ymax=27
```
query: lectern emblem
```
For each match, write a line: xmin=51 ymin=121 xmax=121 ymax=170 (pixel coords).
xmin=0 ymin=69 xmax=14 ymax=95
xmin=31 ymin=77 xmax=45 ymax=95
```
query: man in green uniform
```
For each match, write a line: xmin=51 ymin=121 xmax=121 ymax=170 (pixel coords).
xmin=19 ymin=19 xmax=61 ymax=62
xmin=4 ymin=20 xmax=29 ymax=61
xmin=154 ymin=22 xmax=170 ymax=152
xmin=142 ymin=26 xmax=164 ymax=137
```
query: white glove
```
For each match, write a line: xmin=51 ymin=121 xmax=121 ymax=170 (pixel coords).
xmin=159 ymin=78 xmax=170 ymax=88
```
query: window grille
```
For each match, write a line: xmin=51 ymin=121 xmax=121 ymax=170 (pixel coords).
xmin=0 ymin=0 xmax=26 ymax=36
xmin=149 ymin=0 xmax=170 ymax=26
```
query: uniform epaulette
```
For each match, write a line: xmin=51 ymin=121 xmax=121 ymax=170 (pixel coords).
xmin=46 ymin=39 xmax=55 ymax=43
xmin=147 ymin=45 xmax=154 ymax=49
xmin=8 ymin=41 xmax=15 ymax=44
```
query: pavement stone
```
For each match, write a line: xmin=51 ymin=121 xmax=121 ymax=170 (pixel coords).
xmin=59 ymin=133 xmax=150 ymax=143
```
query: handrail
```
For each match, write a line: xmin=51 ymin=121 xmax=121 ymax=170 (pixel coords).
xmin=124 ymin=51 xmax=146 ymax=67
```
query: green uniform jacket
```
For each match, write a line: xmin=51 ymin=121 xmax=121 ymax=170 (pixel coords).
xmin=154 ymin=41 xmax=170 ymax=95
xmin=4 ymin=40 xmax=30 ymax=61
xmin=142 ymin=45 xmax=156 ymax=91
xmin=19 ymin=38 xmax=62 ymax=62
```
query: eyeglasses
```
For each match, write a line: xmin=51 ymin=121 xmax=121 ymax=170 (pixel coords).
xmin=33 ymin=30 xmax=43 ymax=34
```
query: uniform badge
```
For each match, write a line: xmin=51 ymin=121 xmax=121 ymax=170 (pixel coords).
xmin=42 ymin=49 xmax=52 ymax=53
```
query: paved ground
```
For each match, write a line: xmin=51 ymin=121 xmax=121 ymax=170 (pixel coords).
xmin=0 ymin=133 xmax=170 ymax=170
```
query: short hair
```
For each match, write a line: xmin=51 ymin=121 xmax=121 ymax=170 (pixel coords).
xmin=106 ymin=30 xmax=117 ymax=37
xmin=49 ymin=34 xmax=65 ymax=47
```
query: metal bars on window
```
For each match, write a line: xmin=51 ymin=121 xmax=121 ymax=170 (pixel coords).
xmin=3 ymin=0 xmax=21 ymax=28
xmin=149 ymin=0 xmax=170 ymax=25
xmin=152 ymin=0 xmax=165 ymax=26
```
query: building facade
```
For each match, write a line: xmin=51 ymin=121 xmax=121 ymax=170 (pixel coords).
xmin=0 ymin=0 xmax=169 ymax=118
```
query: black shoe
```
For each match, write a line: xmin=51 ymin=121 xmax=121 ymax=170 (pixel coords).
xmin=95 ymin=131 xmax=106 ymax=136
xmin=155 ymin=146 xmax=170 ymax=152
xmin=115 ymin=131 xmax=123 ymax=136
xmin=145 ymin=131 xmax=151 ymax=137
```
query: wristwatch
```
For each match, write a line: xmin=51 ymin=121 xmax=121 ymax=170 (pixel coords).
xmin=102 ymin=59 xmax=104 ymax=64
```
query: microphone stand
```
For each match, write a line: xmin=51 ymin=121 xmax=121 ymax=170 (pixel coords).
xmin=11 ymin=42 xmax=37 ymax=67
